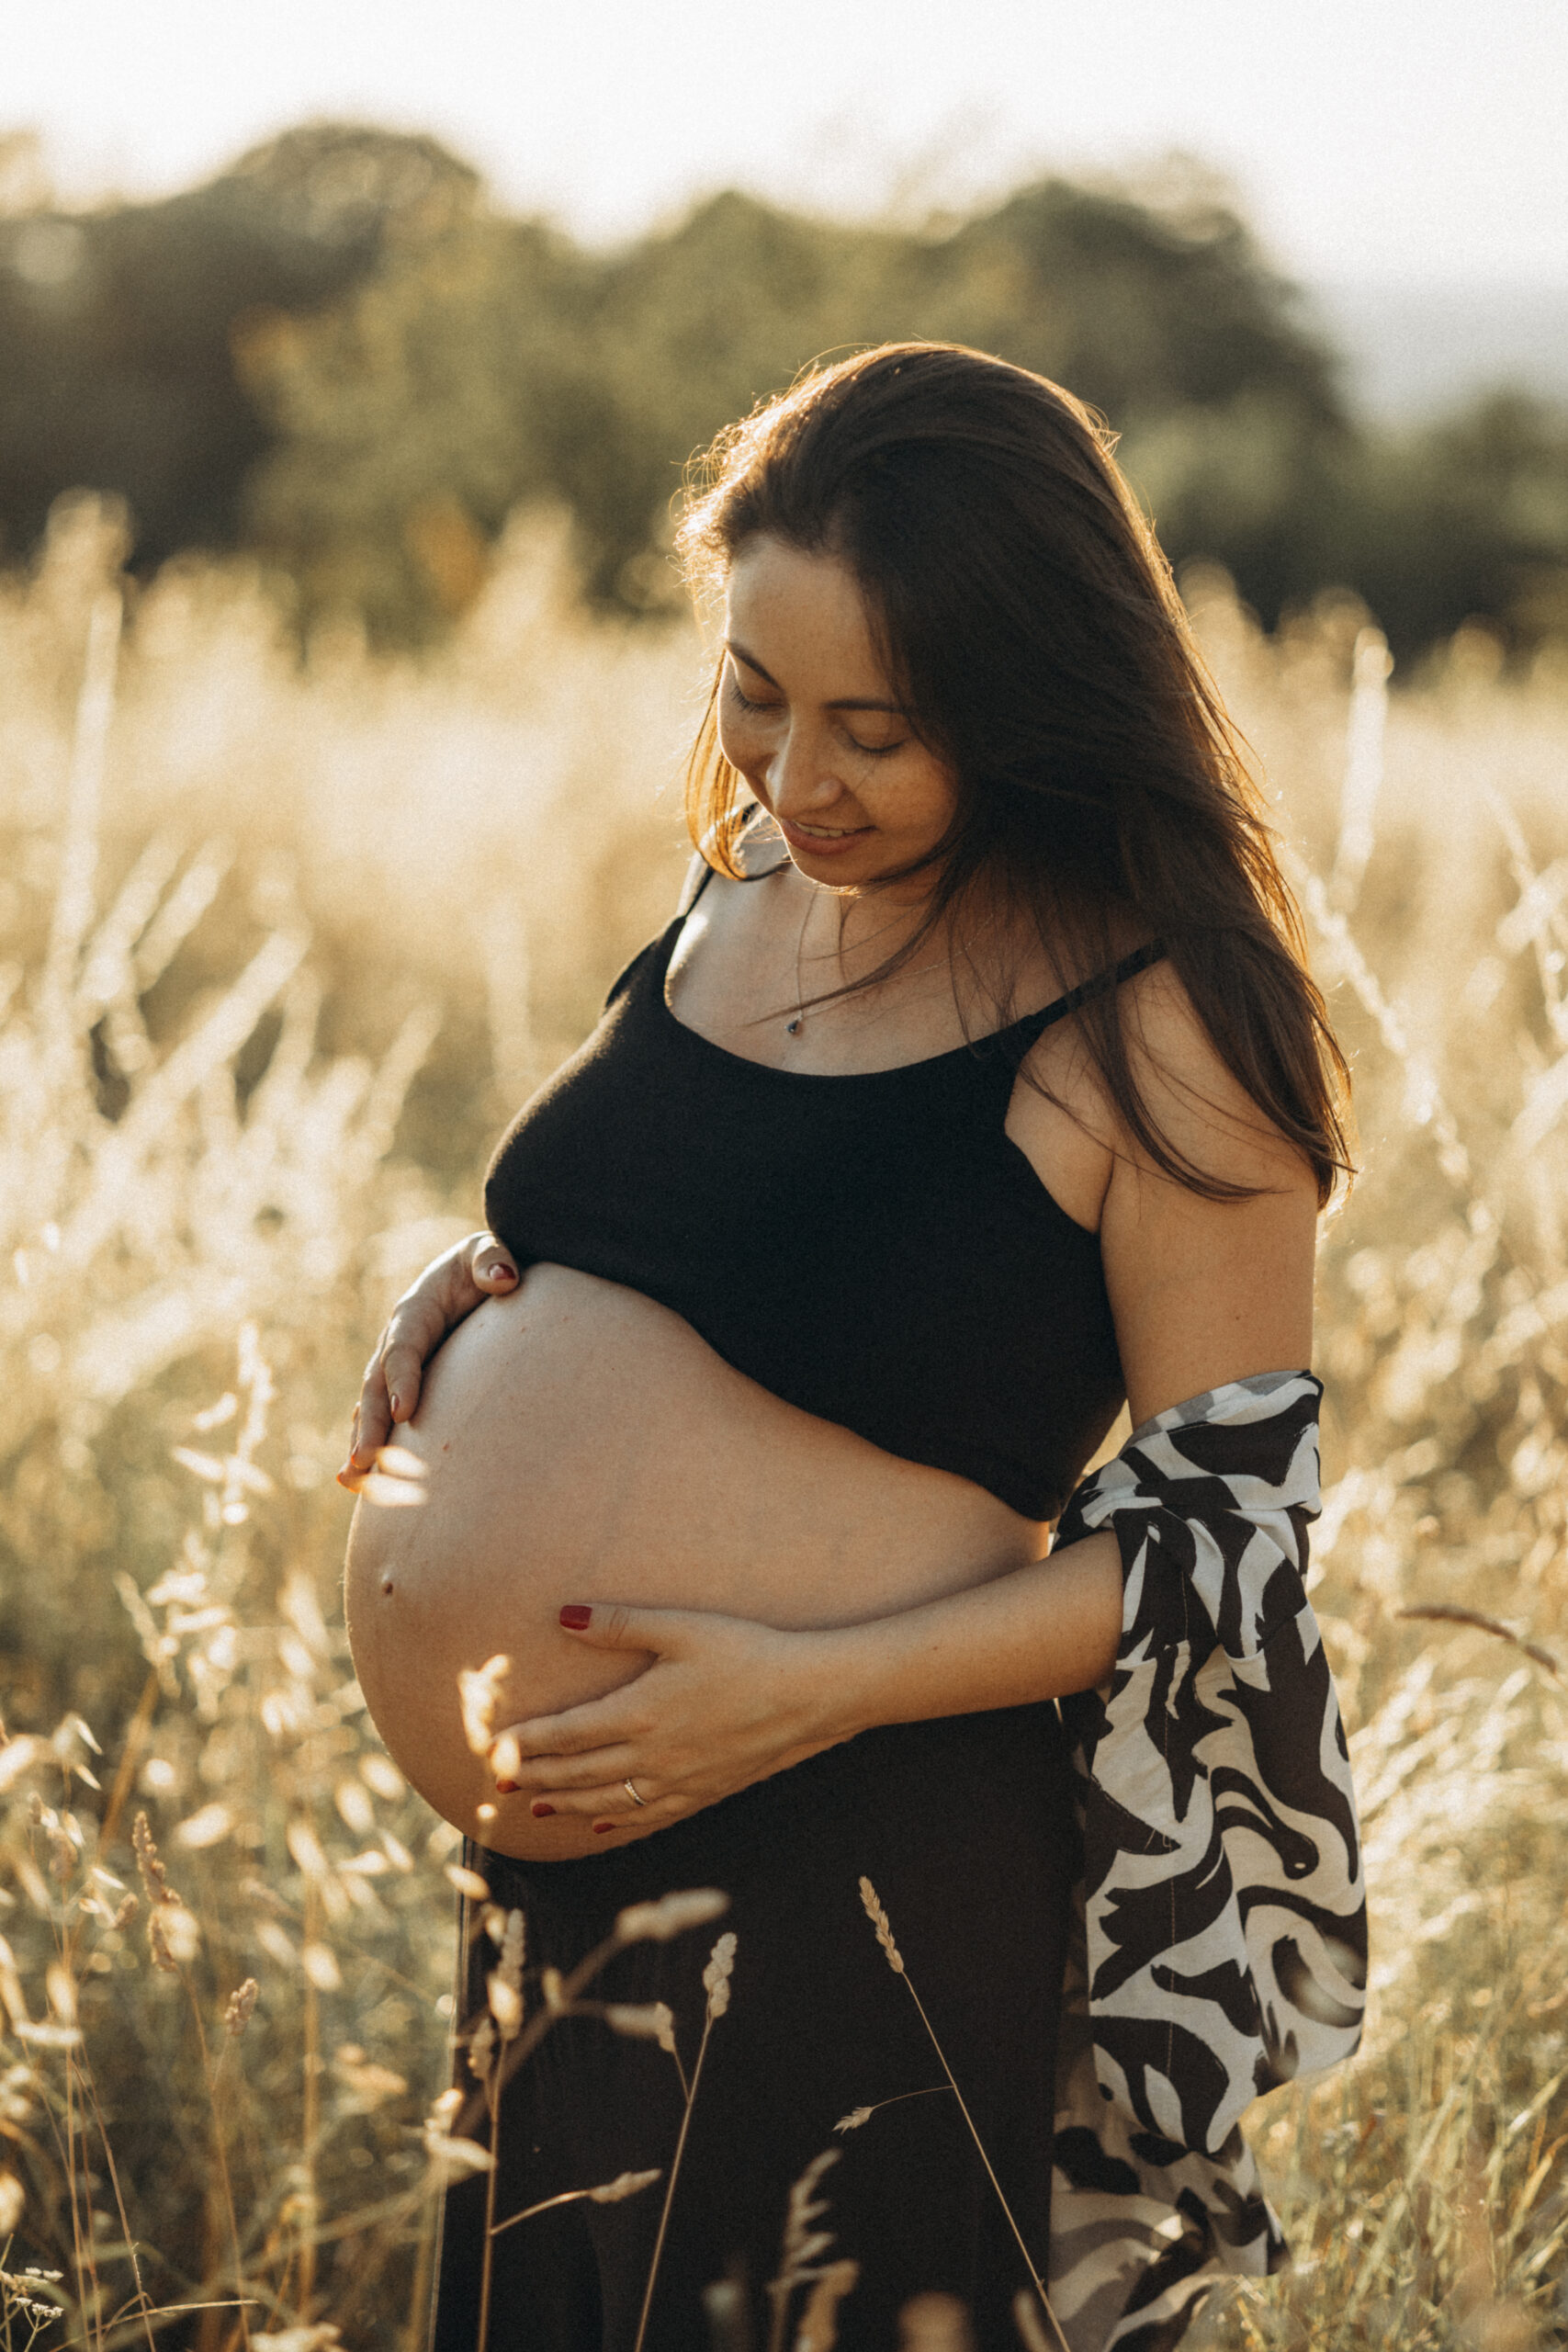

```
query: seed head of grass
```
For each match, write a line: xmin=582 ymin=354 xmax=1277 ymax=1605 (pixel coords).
xmin=778 ymin=2148 xmax=840 ymax=2278
xmin=858 ymin=1877 xmax=904 ymax=1973
xmin=615 ymin=1888 xmax=728 ymax=1945
xmin=587 ymin=2167 xmax=662 ymax=2204
xmin=149 ymin=1904 xmax=200 ymax=1972
xmin=496 ymin=1906 xmax=525 ymax=2016
xmin=795 ymin=2256 xmax=861 ymax=2348
xmin=222 ymin=1976 xmax=258 ymax=2035
xmin=485 ymin=1970 xmax=522 ymax=2041
xmin=134 ymin=1815 xmax=200 ymax=1969
xmin=605 ymin=2002 xmax=678 ymax=2049
xmin=445 ymin=1862 xmax=491 ymax=1901
xmin=703 ymin=1929 xmax=738 ymax=2019
xmin=421 ymin=2084 xmax=494 ymax=2177
xmin=131 ymin=1809 xmax=178 ymax=1907
xmin=457 ymin=1655 xmax=510 ymax=1755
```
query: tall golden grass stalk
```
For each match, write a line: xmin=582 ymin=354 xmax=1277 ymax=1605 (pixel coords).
xmin=763 ymin=2149 xmax=858 ymax=2352
xmin=631 ymin=1930 xmax=737 ymax=2352
xmin=856 ymin=1881 xmax=1067 ymax=2352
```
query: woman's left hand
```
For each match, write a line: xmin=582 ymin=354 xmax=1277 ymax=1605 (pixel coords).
xmin=487 ymin=1604 xmax=847 ymax=1834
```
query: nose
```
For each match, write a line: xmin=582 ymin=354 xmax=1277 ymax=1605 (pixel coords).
xmin=763 ymin=720 xmax=848 ymax=819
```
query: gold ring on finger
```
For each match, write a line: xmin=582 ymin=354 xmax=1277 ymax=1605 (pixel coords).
xmin=623 ymin=1778 xmax=648 ymax=1808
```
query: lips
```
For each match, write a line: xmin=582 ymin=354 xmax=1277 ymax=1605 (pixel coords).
xmin=777 ymin=814 xmax=874 ymax=857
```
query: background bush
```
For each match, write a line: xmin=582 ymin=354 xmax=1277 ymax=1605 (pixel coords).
xmin=2 ymin=122 xmax=1565 ymax=655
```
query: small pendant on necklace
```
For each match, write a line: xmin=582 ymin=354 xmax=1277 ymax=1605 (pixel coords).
xmin=786 ymin=1016 xmax=804 ymax=1036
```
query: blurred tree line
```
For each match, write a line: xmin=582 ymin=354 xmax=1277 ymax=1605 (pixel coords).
xmin=2 ymin=121 xmax=1565 ymax=657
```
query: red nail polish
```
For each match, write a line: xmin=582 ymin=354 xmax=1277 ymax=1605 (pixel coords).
xmin=529 ymin=1800 xmax=554 ymax=1817
xmin=592 ymin=1822 xmax=615 ymax=1836
xmin=559 ymin=1604 xmax=592 ymax=1630
xmin=495 ymin=1780 xmax=520 ymax=1796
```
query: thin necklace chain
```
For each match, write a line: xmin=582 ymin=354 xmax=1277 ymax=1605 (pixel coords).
xmin=784 ymin=885 xmax=959 ymax=1039
xmin=786 ymin=891 xmax=816 ymax=1035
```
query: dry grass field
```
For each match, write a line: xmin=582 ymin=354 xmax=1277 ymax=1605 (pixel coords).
xmin=0 ymin=492 xmax=1564 ymax=2349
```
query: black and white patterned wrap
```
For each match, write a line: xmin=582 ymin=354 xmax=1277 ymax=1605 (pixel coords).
xmin=1045 ymin=1371 xmax=1367 ymax=2350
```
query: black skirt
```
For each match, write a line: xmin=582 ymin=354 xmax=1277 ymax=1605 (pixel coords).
xmin=430 ymin=1702 xmax=1077 ymax=2352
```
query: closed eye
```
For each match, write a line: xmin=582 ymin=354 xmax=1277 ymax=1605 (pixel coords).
xmin=726 ymin=672 xmax=905 ymax=756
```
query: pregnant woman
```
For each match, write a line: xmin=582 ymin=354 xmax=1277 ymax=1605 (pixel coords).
xmin=343 ymin=346 xmax=1363 ymax=2350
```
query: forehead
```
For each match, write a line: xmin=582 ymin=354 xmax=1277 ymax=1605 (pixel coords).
xmin=724 ymin=537 xmax=888 ymax=685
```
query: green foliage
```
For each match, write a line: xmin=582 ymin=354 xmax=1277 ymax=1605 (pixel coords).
xmin=1322 ymin=391 xmax=1568 ymax=657
xmin=0 ymin=124 xmax=478 ymax=571
xmin=2 ymin=122 xmax=1566 ymax=658
xmin=236 ymin=164 xmax=1350 ymax=640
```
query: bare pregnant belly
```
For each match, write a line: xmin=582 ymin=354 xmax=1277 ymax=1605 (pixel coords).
xmin=344 ymin=1264 xmax=1045 ymax=1860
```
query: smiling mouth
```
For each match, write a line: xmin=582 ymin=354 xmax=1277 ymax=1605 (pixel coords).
xmin=785 ymin=817 xmax=873 ymax=840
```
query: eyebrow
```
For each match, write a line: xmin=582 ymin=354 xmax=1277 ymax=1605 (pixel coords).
xmin=725 ymin=639 xmax=908 ymax=717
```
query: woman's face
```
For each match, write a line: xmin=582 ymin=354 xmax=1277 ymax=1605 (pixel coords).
xmin=717 ymin=536 xmax=959 ymax=894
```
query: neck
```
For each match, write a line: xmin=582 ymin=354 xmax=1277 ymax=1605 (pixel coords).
xmin=789 ymin=877 xmax=962 ymax=1034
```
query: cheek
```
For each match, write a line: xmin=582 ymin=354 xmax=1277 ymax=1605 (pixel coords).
xmin=900 ymin=765 xmax=960 ymax=843
xmin=716 ymin=705 xmax=761 ymax=777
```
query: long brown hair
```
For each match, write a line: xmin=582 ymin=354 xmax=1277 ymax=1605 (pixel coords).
xmin=676 ymin=343 xmax=1351 ymax=1205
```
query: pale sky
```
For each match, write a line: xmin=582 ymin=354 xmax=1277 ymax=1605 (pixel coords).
xmin=6 ymin=0 xmax=1567 ymax=286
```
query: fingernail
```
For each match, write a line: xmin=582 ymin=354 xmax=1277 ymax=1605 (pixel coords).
xmin=592 ymin=1822 xmax=615 ymax=1836
xmin=559 ymin=1605 xmax=592 ymax=1631
xmin=335 ymin=1465 xmax=359 ymax=1491
xmin=389 ymin=1393 xmax=401 ymax=1419
xmin=495 ymin=1780 xmax=521 ymax=1796
xmin=529 ymin=1800 xmax=554 ymax=1817
xmin=486 ymin=1261 xmax=516 ymax=1283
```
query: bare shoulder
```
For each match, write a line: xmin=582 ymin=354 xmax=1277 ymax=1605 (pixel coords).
xmin=1009 ymin=946 xmax=1319 ymax=1414
xmin=1006 ymin=943 xmax=1312 ymax=1227
xmin=1114 ymin=955 xmax=1316 ymax=1199
xmin=1098 ymin=957 xmax=1319 ymax=1419
xmin=1010 ymin=947 xmax=1316 ymax=1204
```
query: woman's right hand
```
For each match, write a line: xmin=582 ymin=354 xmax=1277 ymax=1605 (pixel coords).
xmin=339 ymin=1231 xmax=519 ymax=1483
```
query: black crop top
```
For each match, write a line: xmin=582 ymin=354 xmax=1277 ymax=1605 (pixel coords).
xmin=483 ymin=877 xmax=1161 ymax=1521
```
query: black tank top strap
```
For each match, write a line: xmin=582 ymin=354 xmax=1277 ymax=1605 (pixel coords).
xmin=1000 ymin=941 xmax=1167 ymax=1058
